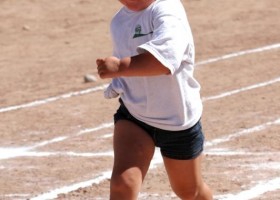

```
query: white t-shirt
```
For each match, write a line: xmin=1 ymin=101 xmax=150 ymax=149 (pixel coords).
xmin=106 ymin=0 xmax=202 ymax=131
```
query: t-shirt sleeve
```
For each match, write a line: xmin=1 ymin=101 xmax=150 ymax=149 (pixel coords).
xmin=137 ymin=0 xmax=193 ymax=74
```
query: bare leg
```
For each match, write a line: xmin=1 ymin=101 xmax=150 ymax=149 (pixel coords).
xmin=110 ymin=120 xmax=155 ymax=200
xmin=163 ymin=154 xmax=213 ymax=200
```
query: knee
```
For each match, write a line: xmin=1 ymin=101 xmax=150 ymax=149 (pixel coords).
xmin=174 ymin=187 xmax=198 ymax=200
xmin=173 ymin=183 xmax=213 ymax=200
xmin=110 ymin=175 xmax=134 ymax=194
xmin=110 ymin=170 xmax=141 ymax=199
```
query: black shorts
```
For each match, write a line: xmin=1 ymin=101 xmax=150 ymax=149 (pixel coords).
xmin=114 ymin=100 xmax=205 ymax=160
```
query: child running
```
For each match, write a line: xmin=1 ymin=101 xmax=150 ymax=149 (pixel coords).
xmin=96 ymin=0 xmax=213 ymax=199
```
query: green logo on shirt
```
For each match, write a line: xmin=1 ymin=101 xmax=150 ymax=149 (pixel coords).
xmin=133 ymin=24 xmax=153 ymax=38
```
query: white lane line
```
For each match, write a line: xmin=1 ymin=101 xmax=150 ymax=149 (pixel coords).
xmin=31 ymin=136 xmax=68 ymax=149
xmin=1 ymin=116 xmax=279 ymax=160
xmin=196 ymin=43 xmax=280 ymax=66
xmin=2 ymin=194 xmax=30 ymax=200
xmin=30 ymin=122 xmax=113 ymax=148
xmin=62 ymin=151 xmax=114 ymax=157
xmin=29 ymin=171 xmax=112 ymax=200
xmin=0 ymin=150 xmax=114 ymax=159
xmin=205 ymin=148 xmax=280 ymax=157
xmin=0 ymin=84 xmax=108 ymax=113
xmin=202 ymin=76 xmax=280 ymax=101
xmin=205 ymin=118 xmax=280 ymax=147
xmin=217 ymin=177 xmax=280 ymax=200
xmin=1 ymin=118 xmax=279 ymax=160
xmin=6 ymin=149 xmax=280 ymax=162
xmin=1 ymin=43 xmax=279 ymax=114
xmin=0 ymin=122 xmax=113 ymax=160
xmin=76 ymin=122 xmax=113 ymax=136
xmin=0 ymin=147 xmax=48 ymax=160
xmin=139 ymin=193 xmax=176 ymax=199
xmin=101 ymin=133 xmax=113 ymax=138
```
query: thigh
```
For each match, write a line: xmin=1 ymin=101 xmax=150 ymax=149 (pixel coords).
xmin=112 ymin=120 xmax=155 ymax=180
xmin=163 ymin=154 xmax=204 ymax=197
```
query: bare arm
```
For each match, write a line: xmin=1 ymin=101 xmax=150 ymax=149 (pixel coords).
xmin=96 ymin=52 xmax=170 ymax=79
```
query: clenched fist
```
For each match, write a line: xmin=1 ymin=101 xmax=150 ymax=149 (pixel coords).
xmin=96 ymin=56 xmax=121 ymax=79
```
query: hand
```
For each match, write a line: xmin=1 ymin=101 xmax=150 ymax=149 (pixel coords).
xmin=96 ymin=56 xmax=121 ymax=79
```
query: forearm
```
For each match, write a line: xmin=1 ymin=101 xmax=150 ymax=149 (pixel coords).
xmin=97 ymin=52 xmax=170 ymax=79
xmin=119 ymin=52 xmax=171 ymax=77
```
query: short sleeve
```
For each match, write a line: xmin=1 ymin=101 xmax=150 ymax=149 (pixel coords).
xmin=137 ymin=0 xmax=193 ymax=74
